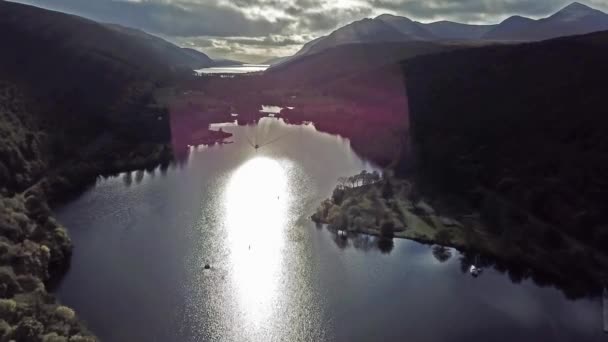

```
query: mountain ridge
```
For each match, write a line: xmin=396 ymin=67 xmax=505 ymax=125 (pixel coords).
xmin=279 ymin=2 xmax=608 ymax=68
xmin=103 ymin=24 xmax=215 ymax=69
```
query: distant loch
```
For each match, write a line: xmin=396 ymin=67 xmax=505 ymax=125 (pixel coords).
xmin=196 ymin=64 xmax=269 ymax=75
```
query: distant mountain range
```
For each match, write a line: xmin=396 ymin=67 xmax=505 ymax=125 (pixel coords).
xmin=212 ymin=58 xmax=246 ymax=67
xmin=276 ymin=2 xmax=608 ymax=66
xmin=263 ymin=56 xmax=290 ymax=65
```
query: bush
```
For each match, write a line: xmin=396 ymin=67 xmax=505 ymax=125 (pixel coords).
xmin=25 ymin=193 xmax=50 ymax=220
xmin=0 ymin=319 xmax=11 ymax=340
xmin=43 ymin=332 xmax=69 ymax=342
xmin=13 ymin=317 xmax=43 ymax=341
xmin=68 ymin=335 xmax=96 ymax=342
xmin=332 ymin=187 xmax=345 ymax=205
xmin=0 ymin=299 xmax=17 ymax=318
xmin=17 ymin=275 xmax=44 ymax=293
xmin=0 ymin=268 xmax=21 ymax=298
xmin=55 ymin=306 xmax=75 ymax=321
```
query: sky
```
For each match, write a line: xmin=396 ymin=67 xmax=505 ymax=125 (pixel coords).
xmin=10 ymin=0 xmax=608 ymax=63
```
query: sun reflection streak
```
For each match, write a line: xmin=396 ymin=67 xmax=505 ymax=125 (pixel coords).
xmin=223 ymin=156 xmax=291 ymax=327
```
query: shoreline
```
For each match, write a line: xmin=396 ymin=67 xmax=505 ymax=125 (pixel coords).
xmin=312 ymin=173 xmax=608 ymax=299
xmin=0 ymin=139 xmax=181 ymax=341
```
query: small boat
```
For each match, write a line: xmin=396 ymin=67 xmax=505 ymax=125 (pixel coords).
xmin=469 ymin=255 xmax=483 ymax=277
xmin=469 ymin=265 xmax=483 ymax=277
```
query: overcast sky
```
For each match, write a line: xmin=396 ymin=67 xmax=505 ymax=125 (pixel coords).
xmin=11 ymin=0 xmax=608 ymax=62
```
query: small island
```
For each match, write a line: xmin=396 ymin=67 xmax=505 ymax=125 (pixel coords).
xmin=312 ymin=170 xmax=468 ymax=245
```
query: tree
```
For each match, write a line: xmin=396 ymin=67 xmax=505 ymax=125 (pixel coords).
xmin=380 ymin=221 xmax=395 ymax=239
xmin=346 ymin=175 xmax=356 ymax=188
xmin=332 ymin=187 xmax=346 ymax=205
xmin=360 ymin=170 xmax=370 ymax=185
xmin=382 ymin=179 xmax=394 ymax=199
xmin=371 ymin=170 xmax=381 ymax=183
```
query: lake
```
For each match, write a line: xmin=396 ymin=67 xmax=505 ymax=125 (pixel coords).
xmin=54 ymin=118 xmax=606 ymax=341
xmin=196 ymin=64 xmax=269 ymax=75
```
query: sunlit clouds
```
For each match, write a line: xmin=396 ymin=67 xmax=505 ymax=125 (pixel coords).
xmin=12 ymin=0 xmax=608 ymax=61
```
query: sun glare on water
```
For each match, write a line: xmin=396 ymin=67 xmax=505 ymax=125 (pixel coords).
xmin=223 ymin=156 xmax=291 ymax=327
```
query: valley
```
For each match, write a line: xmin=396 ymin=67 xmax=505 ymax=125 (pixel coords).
xmin=1 ymin=1 xmax=608 ymax=341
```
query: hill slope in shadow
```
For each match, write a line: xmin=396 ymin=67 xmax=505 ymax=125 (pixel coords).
xmin=401 ymin=30 xmax=608 ymax=250
xmin=0 ymin=3 xmax=191 ymax=340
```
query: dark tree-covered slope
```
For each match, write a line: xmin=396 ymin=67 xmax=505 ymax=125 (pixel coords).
xmin=0 ymin=1 xmax=179 ymax=193
xmin=401 ymin=30 xmax=608 ymax=248
xmin=0 ymin=3 xmax=191 ymax=340
xmin=106 ymin=24 xmax=214 ymax=69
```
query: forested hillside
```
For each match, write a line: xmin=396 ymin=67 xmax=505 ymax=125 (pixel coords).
xmin=401 ymin=30 xmax=608 ymax=250
xmin=0 ymin=3 xmax=183 ymax=340
xmin=0 ymin=1 xmax=177 ymax=194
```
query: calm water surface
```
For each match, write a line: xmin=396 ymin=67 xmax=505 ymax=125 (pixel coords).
xmin=55 ymin=118 xmax=605 ymax=341
xmin=196 ymin=64 xmax=269 ymax=75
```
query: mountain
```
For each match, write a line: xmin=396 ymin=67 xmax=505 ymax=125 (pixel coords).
xmin=482 ymin=16 xmax=535 ymax=40
xmin=268 ymin=19 xmax=414 ymax=68
xmin=270 ymin=36 xmax=325 ymax=67
xmin=302 ymin=18 xmax=410 ymax=56
xmin=375 ymin=14 xmax=435 ymax=40
xmin=425 ymin=21 xmax=495 ymax=40
xmin=263 ymin=56 xmax=290 ymax=65
xmin=105 ymin=25 xmax=214 ymax=69
xmin=280 ymin=2 xmax=608 ymax=67
xmin=273 ymin=19 xmax=412 ymax=68
xmin=483 ymin=2 xmax=608 ymax=40
xmin=400 ymin=30 xmax=608 ymax=252
xmin=266 ymin=41 xmax=453 ymax=89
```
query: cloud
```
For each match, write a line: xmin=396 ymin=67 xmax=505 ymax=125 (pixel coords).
xmin=15 ymin=0 xmax=287 ymax=37
xmin=175 ymin=34 xmax=316 ymax=63
xmin=9 ymin=0 xmax=608 ymax=61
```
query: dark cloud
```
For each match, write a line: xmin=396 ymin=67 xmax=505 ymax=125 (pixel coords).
xmin=13 ymin=0 xmax=287 ymax=37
